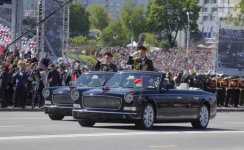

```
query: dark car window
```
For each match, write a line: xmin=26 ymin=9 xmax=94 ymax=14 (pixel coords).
xmin=105 ymin=73 xmax=162 ymax=90
xmin=75 ymin=73 xmax=113 ymax=87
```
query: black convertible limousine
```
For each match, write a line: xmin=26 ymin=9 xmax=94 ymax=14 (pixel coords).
xmin=71 ymin=71 xmax=217 ymax=129
xmin=43 ymin=71 xmax=114 ymax=120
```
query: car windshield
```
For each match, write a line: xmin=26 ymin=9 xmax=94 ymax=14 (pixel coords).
xmin=73 ymin=73 xmax=113 ymax=87
xmin=105 ymin=73 xmax=162 ymax=90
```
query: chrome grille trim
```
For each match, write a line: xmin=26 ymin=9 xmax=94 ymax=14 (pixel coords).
xmin=82 ymin=95 xmax=122 ymax=110
xmin=52 ymin=94 xmax=72 ymax=104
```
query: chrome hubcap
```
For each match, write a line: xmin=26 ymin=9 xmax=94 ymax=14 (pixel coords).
xmin=143 ymin=105 xmax=154 ymax=128
xmin=199 ymin=106 xmax=209 ymax=127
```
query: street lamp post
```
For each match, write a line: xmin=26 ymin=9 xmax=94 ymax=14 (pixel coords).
xmin=186 ymin=12 xmax=190 ymax=72
xmin=129 ymin=21 xmax=134 ymax=51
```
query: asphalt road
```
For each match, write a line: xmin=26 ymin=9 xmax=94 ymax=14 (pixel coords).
xmin=0 ymin=112 xmax=244 ymax=150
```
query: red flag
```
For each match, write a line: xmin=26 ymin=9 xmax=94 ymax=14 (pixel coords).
xmin=133 ymin=78 xmax=142 ymax=85
xmin=0 ymin=46 xmax=3 ymax=55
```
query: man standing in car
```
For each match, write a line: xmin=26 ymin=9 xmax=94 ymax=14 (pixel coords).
xmin=94 ymin=52 xmax=118 ymax=72
xmin=127 ymin=45 xmax=154 ymax=71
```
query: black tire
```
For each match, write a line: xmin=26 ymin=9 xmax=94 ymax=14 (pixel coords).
xmin=48 ymin=114 xmax=64 ymax=120
xmin=135 ymin=103 xmax=155 ymax=130
xmin=78 ymin=119 xmax=96 ymax=127
xmin=191 ymin=104 xmax=209 ymax=129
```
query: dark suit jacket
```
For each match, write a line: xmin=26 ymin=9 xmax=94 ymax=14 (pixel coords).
xmin=127 ymin=56 xmax=154 ymax=71
xmin=94 ymin=61 xmax=118 ymax=72
xmin=47 ymin=69 xmax=61 ymax=87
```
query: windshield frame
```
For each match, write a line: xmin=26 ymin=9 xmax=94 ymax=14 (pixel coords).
xmin=104 ymin=72 xmax=163 ymax=91
xmin=74 ymin=73 xmax=114 ymax=87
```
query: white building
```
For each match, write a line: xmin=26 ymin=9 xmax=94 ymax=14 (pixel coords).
xmin=0 ymin=0 xmax=23 ymax=46
xmin=23 ymin=0 xmax=37 ymax=10
xmin=177 ymin=0 xmax=239 ymax=48
xmin=197 ymin=0 xmax=239 ymax=38
xmin=0 ymin=2 xmax=12 ymax=25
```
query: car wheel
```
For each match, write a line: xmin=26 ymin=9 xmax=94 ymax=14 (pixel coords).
xmin=48 ymin=114 xmax=64 ymax=120
xmin=78 ymin=119 xmax=96 ymax=127
xmin=191 ymin=104 xmax=209 ymax=129
xmin=135 ymin=103 xmax=154 ymax=129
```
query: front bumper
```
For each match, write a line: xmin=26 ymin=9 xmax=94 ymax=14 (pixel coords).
xmin=44 ymin=105 xmax=73 ymax=116
xmin=72 ymin=109 xmax=141 ymax=122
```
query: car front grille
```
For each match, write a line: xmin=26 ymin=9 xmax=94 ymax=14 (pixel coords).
xmin=52 ymin=94 xmax=72 ymax=104
xmin=83 ymin=96 xmax=122 ymax=110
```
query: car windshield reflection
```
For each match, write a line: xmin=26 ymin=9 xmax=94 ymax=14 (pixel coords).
xmin=74 ymin=73 xmax=113 ymax=87
xmin=105 ymin=73 xmax=162 ymax=90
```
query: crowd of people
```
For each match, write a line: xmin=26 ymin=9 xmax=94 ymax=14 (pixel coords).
xmin=0 ymin=46 xmax=88 ymax=109
xmin=101 ymin=46 xmax=214 ymax=76
xmin=1 ymin=22 xmax=244 ymax=109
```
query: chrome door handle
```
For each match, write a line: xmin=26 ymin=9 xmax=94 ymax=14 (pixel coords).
xmin=193 ymin=97 xmax=199 ymax=100
xmin=176 ymin=97 xmax=182 ymax=100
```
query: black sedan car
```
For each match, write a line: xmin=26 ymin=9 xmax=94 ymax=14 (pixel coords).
xmin=71 ymin=71 xmax=217 ymax=129
xmin=43 ymin=71 xmax=114 ymax=120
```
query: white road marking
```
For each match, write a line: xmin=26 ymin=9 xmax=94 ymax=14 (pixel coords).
xmin=0 ymin=118 xmax=47 ymax=120
xmin=0 ymin=125 xmax=24 ymax=128
xmin=225 ymin=122 xmax=244 ymax=124
xmin=1 ymin=130 xmax=244 ymax=141
xmin=149 ymin=145 xmax=177 ymax=148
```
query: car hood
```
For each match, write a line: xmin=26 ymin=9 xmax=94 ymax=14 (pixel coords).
xmin=52 ymin=86 xmax=79 ymax=94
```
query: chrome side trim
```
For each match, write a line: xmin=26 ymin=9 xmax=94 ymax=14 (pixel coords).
xmin=44 ymin=105 xmax=73 ymax=109
xmin=72 ymin=109 xmax=137 ymax=115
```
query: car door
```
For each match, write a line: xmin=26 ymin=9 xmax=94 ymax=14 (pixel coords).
xmin=178 ymin=91 xmax=199 ymax=119
xmin=155 ymin=89 xmax=184 ymax=120
xmin=156 ymin=89 xmax=199 ymax=120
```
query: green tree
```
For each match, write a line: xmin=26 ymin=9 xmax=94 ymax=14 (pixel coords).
xmin=119 ymin=0 xmax=147 ymax=42
xmin=145 ymin=33 xmax=157 ymax=46
xmin=86 ymin=4 xmax=109 ymax=31
xmin=146 ymin=0 xmax=201 ymax=48
xmin=70 ymin=2 xmax=90 ymax=37
xmin=101 ymin=21 xmax=126 ymax=46
xmin=224 ymin=0 xmax=244 ymax=26
xmin=70 ymin=36 xmax=99 ymax=46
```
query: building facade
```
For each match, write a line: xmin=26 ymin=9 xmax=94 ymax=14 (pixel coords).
xmin=0 ymin=0 xmax=23 ymax=47
xmin=0 ymin=2 xmax=12 ymax=25
xmin=197 ymin=0 xmax=239 ymax=38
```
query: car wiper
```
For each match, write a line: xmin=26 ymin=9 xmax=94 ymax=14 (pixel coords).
xmin=107 ymin=86 xmax=120 ymax=88
xmin=77 ymin=84 xmax=85 ymax=87
xmin=92 ymin=85 xmax=103 ymax=87
xmin=123 ymin=86 xmax=135 ymax=88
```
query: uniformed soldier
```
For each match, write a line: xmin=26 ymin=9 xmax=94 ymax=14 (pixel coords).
xmin=94 ymin=52 xmax=118 ymax=72
xmin=232 ymin=77 xmax=240 ymax=107
xmin=217 ymin=76 xmax=228 ymax=107
xmin=182 ymin=70 xmax=195 ymax=87
xmin=226 ymin=77 xmax=239 ymax=107
xmin=127 ymin=46 xmax=154 ymax=71
xmin=238 ymin=78 xmax=244 ymax=106
xmin=207 ymin=76 xmax=217 ymax=94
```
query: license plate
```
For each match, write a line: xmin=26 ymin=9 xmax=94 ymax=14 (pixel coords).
xmin=45 ymin=101 xmax=51 ymax=105
xmin=73 ymin=104 xmax=81 ymax=108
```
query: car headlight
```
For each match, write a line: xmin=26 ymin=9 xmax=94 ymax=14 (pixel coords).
xmin=42 ymin=88 xmax=50 ymax=98
xmin=71 ymin=89 xmax=80 ymax=101
xmin=124 ymin=93 xmax=134 ymax=103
